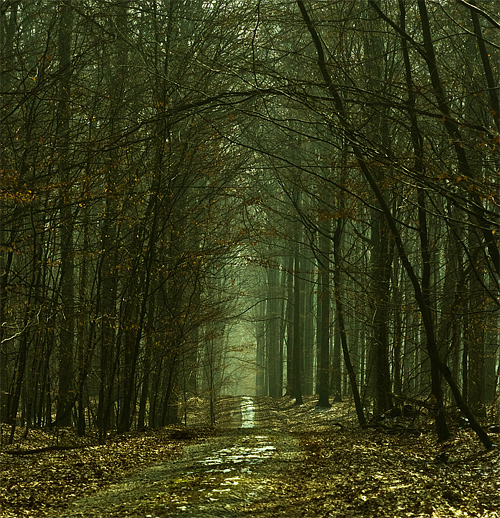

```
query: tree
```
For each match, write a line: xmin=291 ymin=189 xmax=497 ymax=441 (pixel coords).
xmin=315 ymin=220 xmax=331 ymax=409
xmin=293 ymin=0 xmax=494 ymax=447
xmin=1 ymin=0 xmax=498 ymax=451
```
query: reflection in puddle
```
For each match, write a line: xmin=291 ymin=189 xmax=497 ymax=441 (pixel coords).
xmin=187 ymin=437 xmax=275 ymax=511
xmin=240 ymin=396 xmax=255 ymax=428
xmin=221 ymin=477 xmax=240 ymax=486
xmin=194 ymin=422 xmax=277 ymax=508
xmin=198 ymin=439 xmax=276 ymax=472
xmin=172 ymin=399 xmax=281 ymax=513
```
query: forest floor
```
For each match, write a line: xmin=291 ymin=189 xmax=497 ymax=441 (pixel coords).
xmin=1 ymin=396 xmax=500 ymax=517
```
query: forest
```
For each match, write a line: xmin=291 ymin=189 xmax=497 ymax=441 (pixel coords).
xmin=1 ymin=0 xmax=500 ymax=459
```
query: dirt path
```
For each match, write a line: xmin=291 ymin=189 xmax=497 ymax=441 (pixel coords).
xmin=4 ymin=396 xmax=498 ymax=517
xmin=57 ymin=397 xmax=303 ymax=517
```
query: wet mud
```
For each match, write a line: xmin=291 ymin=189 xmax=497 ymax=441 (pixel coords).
xmin=57 ymin=397 xmax=303 ymax=517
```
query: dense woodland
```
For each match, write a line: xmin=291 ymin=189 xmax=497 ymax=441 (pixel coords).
xmin=1 ymin=0 xmax=499 ymax=449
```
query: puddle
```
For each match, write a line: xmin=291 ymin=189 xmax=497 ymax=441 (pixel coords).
xmin=55 ymin=397 xmax=303 ymax=517
xmin=191 ymin=397 xmax=273 ymax=476
xmin=240 ymin=396 xmax=255 ymax=428
xmin=198 ymin=436 xmax=276 ymax=472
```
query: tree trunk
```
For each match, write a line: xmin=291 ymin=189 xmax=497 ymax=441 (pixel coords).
xmin=267 ymin=266 xmax=282 ymax=398
xmin=363 ymin=4 xmax=394 ymax=415
xmin=332 ymin=220 xmax=366 ymax=426
xmin=56 ymin=0 xmax=75 ymax=428
xmin=399 ymin=0 xmax=449 ymax=441
xmin=255 ymin=300 xmax=266 ymax=396
xmin=0 ymin=2 xmax=18 ymax=426
xmin=303 ymin=268 xmax=315 ymax=396
xmin=316 ymin=225 xmax=331 ymax=408
xmin=292 ymin=247 xmax=303 ymax=405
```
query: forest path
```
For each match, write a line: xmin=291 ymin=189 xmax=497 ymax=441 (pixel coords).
xmin=58 ymin=396 xmax=304 ymax=517
xmin=5 ymin=396 xmax=500 ymax=517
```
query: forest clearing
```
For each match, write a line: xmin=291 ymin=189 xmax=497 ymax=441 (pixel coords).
xmin=1 ymin=396 xmax=499 ymax=518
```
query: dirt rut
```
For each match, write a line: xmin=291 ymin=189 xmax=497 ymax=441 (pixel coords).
xmin=56 ymin=397 xmax=303 ymax=517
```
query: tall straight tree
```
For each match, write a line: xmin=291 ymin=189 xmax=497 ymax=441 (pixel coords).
xmin=292 ymin=185 xmax=306 ymax=405
xmin=267 ymin=265 xmax=283 ymax=398
xmin=96 ymin=0 xmax=130 ymax=440
xmin=0 ymin=0 xmax=18 ymax=425
xmin=398 ymin=0 xmax=449 ymax=441
xmin=316 ymin=221 xmax=331 ymax=409
xmin=362 ymin=2 xmax=396 ymax=415
xmin=56 ymin=0 xmax=75 ymax=427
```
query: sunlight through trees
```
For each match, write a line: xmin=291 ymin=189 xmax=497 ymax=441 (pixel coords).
xmin=1 ymin=0 xmax=499 ymax=450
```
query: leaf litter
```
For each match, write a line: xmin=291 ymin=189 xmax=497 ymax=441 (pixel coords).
xmin=0 ymin=396 xmax=499 ymax=517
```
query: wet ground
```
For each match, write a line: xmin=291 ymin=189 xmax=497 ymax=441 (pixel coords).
xmin=3 ymin=396 xmax=500 ymax=517
xmin=57 ymin=397 xmax=303 ymax=517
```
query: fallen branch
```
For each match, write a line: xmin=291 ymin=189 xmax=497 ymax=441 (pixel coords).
xmin=6 ymin=445 xmax=79 ymax=455
xmin=363 ymin=423 xmax=423 ymax=436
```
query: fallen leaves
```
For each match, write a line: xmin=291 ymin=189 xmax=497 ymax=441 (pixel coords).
xmin=1 ymin=396 xmax=499 ymax=517
xmin=0 ymin=427 xmax=185 ymax=517
xmin=282 ymin=400 xmax=500 ymax=517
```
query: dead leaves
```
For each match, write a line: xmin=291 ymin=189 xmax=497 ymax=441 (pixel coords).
xmin=1 ymin=397 xmax=499 ymax=518
xmin=290 ymin=423 xmax=500 ymax=517
xmin=0 ymin=428 xmax=182 ymax=517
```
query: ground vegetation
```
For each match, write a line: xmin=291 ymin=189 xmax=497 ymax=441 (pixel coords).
xmin=1 ymin=396 xmax=499 ymax=517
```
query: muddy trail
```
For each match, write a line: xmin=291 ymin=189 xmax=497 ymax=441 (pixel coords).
xmin=57 ymin=397 xmax=302 ymax=517
xmin=2 ymin=395 xmax=500 ymax=517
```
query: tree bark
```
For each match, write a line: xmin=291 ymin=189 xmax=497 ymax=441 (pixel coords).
xmin=292 ymin=244 xmax=303 ymax=406
xmin=316 ymin=224 xmax=331 ymax=408
xmin=399 ymin=0 xmax=449 ymax=441
xmin=56 ymin=0 xmax=75 ymax=428
xmin=332 ymin=220 xmax=366 ymax=426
